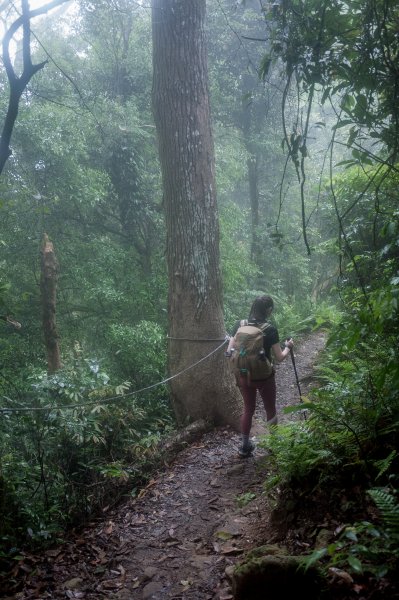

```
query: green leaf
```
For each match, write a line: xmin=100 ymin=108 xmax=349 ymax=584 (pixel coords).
xmin=259 ymin=55 xmax=272 ymax=80
xmin=353 ymin=94 xmax=368 ymax=121
xmin=341 ymin=95 xmax=356 ymax=111
xmin=305 ymin=548 xmax=328 ymax=566
xmin=283 ymin=402 xmax=315 ymax=413
xmin=332 ymin=119 xmax=353 ymax=130
xmin=320 ymin=87 xmax=331 ymax=104
xmin=347 ymin=555 xmax=363 ymax=574
xmin=347 ymin=127 xmax=359 ymax=147
xmin=344 ymin=529 xmax=358 ymax=542
xmin=335 ymin=160 xmax=357 ymax=167
xmin=215 ymin=530 xmax=233 ymax=540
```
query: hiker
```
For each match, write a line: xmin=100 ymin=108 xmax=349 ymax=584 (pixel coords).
xmin=227 ymin=295 xmax=294 ymax=457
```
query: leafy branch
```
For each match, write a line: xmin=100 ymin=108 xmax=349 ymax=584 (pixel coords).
xmin=0 ymin=0 xmax=70 ymax=174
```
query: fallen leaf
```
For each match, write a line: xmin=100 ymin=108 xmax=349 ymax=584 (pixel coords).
xmin=219 ymin=593 xmax=234 ymax=600
xmin=221 ymin=544 xmax=244 ymax=555
xmin=16 ymin=562 xmax=33 ymax=574
xmin=117 ymin=564 xmax=126 ymax=578
xmin=208 ymin=496 xmax=219 ymax=504
xmin=75 ymin=538 xmax=86 ymax=546
xmin=215 ymin=530 xmax=233 ymax=541
xmin=210 ymin=479 xmax=221 ymax=487
xmin=100 ymin=579 xmax=123 ymax=590
xmin=94 ymin=566 xmax=107 ymax=575
xmin=45 ymin=548 xmax=62 ymax=558
xmin=328 ymin=567 xmax=354 ymax=584
xmin=104 ymin=521 xmax=114 ymax=535
xmin=63 ymin=577 xmax=84 ymax=590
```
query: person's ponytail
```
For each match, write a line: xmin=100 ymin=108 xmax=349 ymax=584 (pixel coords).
xmin=248 ymin=295 xmax=274 ymax=322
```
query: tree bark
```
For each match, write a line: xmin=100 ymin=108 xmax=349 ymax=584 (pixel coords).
xmin=40 ymin=233 xmax=61 ymax=372
xmin=151 ymin=0 xmax=241 ymax=429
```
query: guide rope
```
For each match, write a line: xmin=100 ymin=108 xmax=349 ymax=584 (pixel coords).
xmin=0 ymin=337 xmax=229 ymax=414
xmin=167 ymin=336 xmax=227 ymax=342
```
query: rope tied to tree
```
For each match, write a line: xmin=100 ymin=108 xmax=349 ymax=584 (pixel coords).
xmin=168 ymin=335 xmax=229 ymax=342
xmin=0 ymin=338 xmax=229 ymax=413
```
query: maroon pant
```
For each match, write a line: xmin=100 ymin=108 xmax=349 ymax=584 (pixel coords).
xmin=238 ymin=373 xmax=277 ymax=436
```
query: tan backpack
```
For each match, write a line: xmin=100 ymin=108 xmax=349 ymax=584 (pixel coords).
xmin=230 ymin=321 xmax=273 ymax=383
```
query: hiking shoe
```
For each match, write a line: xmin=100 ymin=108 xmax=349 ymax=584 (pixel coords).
xmin=238 ymin=441 xmax=255 ymax=458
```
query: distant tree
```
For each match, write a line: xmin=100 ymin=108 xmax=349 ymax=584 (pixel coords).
xmin=206 ymin=0 xmax=311 ymax=296
xmin=152 ymin=0 xmax=241 ymax=428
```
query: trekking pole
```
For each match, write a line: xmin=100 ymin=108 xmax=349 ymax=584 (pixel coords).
xmin=287 ymin=340 xmax=307 ymax=420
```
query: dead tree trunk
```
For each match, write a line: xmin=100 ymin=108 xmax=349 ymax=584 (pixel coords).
xmin=40 ymin=233 xmax=61 ymax=372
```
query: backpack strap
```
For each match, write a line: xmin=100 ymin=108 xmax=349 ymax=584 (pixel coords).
xmin=238 ymin=320 xmax=270 ymax=333
xmin=246 ymin=320 xmax=270 ymax=333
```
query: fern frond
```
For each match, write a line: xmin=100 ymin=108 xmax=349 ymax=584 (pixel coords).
xmin=374 ymin=451 xmax=398 ymax=481
xmin=368 ymin=488 xmax=399 ymax=534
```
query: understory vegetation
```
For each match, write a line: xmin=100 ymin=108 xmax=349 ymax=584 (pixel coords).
xmin=0 ymin=0 xmax=398 ymax=596
xmin=257 ymin=0 xmax=399 ymax=593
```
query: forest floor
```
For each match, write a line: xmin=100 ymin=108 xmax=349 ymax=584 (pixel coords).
xmin=5 ymin=331 xmax=328 ymax=600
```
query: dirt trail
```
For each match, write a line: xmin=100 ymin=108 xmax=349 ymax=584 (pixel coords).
xmin=8 ymin=331 xmax=326 ymax=600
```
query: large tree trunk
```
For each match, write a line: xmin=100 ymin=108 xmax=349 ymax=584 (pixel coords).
xmin=152 ymin=0 xmax=241 ymax=429
xmin=40 ymin=233 xmax=61 ymax=372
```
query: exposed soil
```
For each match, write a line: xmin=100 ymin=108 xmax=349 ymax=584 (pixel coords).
xmin=5 ymin=332 xmax=327 ymax=600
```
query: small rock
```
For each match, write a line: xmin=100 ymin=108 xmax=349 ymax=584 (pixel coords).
xmin=190 ymin=554 xmax=212 ymax=569
xmin=63 ymin=577 xmax=84 ymax=590
xmin=143 ymin=566 xmax=158 ymax=581
xmin=219 ymin=590 xmax=234 ymax=600
xmin=315 ymin=528 xmax=332 ymax=549
xmin=225 ymin=565 xmax=235 ymax=580
xmin=142 ymin=581 xmax=164 ymax=599
xmin=226 ymin=464 xmax=245 ymax=476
